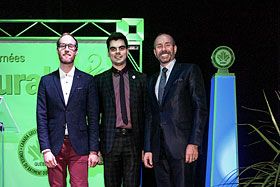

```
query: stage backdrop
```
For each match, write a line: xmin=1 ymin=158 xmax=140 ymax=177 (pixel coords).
xmin=0 ymin=19 xmax=144 ymax=187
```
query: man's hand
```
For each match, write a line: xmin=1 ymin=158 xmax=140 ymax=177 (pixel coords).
xmin=88 ymin=151 xmax=99 ymax=168
xmin=43 ymin=151 xmax=57 ymax=168
xmin=143 ymin=152 xmax=153 ymax=168
xmin=97 ymin=151 xmax=103 ymax=165
xmin=185 ymin=144 xmax=198 ymax=163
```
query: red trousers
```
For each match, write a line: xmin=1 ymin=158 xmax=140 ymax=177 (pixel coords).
xmin=48 ymin=139 xmax=89 ymax=187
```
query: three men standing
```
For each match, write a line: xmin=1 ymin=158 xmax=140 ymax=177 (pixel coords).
xmin=37 ymin=32 xmax=207 ymax=187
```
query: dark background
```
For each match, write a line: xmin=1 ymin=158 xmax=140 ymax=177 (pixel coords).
xmin=1 ymin=0 xmax=279 ymax=186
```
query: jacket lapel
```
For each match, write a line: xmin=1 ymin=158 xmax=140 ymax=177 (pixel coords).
xmin=68 ymin=69 xmax=81 ymax=105
xmin=128 ymin=69 xmax=138 ymax=108
xmin=53 ymin=69 xmax=66 ymax=106
xmin=150 ymin=72 xmax=159 ymax=106
xmin=161 ymin=63 xmax=181 ymax=105
xmin=104 ymin=69 xmax=116 ymax=107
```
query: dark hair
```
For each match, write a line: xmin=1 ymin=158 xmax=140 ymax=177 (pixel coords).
xmin=106 ymin=32 xmax=128 ymax=51
xmin=57 ymin=32 xmax=78 ymax=49
xmin=153 ymin=33 xmax=176 ymax=49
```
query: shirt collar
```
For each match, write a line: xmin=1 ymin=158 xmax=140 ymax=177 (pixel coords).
xmin=160 ymin=59 xmax=176 ymax=73
xmin=112 ymin=65 xmax=129 ymax=76
xmin=59 ymin=66 xmax=75 ymax=79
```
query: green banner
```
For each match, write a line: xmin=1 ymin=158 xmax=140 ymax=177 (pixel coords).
xmin=0 ymin=41 xmax=112 ymax=186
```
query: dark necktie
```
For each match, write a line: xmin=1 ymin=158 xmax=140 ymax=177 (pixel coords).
xmin=118 ymin=69 xmax=128 ymax=125
xmin=158 ymin=67 xmax=168 ymax=104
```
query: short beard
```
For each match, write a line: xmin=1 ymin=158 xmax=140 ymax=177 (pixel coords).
xmin=60 ymin=60 xmax=74 ymax=65
xmin=157 ymin=56 xmax=172 ymax=64
xmin=59 ymin=54 xmax=75 ymax=65
xmin=159 ymin=59 xmax=171 ymax=64
xmin=157 ymin=51 xmax=173 ymax=64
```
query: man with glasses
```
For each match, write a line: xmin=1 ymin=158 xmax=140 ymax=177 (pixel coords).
xmin=95 ymin=32 xmax=147 ymax=187
xmin=37 ymin=33 xmax=99 ymax=187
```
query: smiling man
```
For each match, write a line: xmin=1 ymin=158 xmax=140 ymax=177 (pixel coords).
xmin=144 ymin=33 xmax=208 ymax=187
xmin=95 ymin=32 xmax=147 ymax=187
xmin=37 ymin=33 xmax=99 ymax=187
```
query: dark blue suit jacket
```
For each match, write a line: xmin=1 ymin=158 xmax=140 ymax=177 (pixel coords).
xmin=37 ymin=68 xmax=99 ymax=156
xmin=144 ymin=63 xmax=208 ymax=162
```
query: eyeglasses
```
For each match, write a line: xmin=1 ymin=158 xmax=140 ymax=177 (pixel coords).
xmin=58 ymin=43 xmax=77 ymax=50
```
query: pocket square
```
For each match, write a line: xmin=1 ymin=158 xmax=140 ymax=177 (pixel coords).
xmin=76 ymin=87 xmax=84 ymax=90
xmin=174 ymin=79 xmax=184 ymax=83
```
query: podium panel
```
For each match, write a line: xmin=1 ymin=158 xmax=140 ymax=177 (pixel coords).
xmin=206 ymin=74 xmax=239 ymax=186
xmin=0 ymin=124 xmax=3 ymax=187
xmin=0 ymin=97 xmax=20 ymax=187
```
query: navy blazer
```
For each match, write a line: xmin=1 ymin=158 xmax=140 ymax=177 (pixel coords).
xmin=37 ymin=68 xmax=99 ymax=156
xmin=95 ymin=68 xmax=147 ymax=155
xmin=144 ymin=63 xmax=208 ymax=162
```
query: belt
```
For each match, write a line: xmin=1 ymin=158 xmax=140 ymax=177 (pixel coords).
xmin=115 ymin=128 xmax=132 ymax=135
xmin=64 ymin=135 xmax=69 ymax=139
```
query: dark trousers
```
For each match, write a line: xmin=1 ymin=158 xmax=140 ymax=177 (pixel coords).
xmin=153 ymin=128 xmax=197 ymax=187
xmin=103 ymin=132 xmax=141 ymax=187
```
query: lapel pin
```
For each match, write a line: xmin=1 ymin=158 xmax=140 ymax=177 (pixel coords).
xmin=132 ymin=75 xmax=136 ymax=79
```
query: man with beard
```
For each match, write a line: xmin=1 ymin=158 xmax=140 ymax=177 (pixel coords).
xmin=37 ymin=33 xmax=99 ymax=187
xmin=143 ymin=33 xmax=208 ymax=187
xmin=95 ymin=32 xmax=147 ymax=187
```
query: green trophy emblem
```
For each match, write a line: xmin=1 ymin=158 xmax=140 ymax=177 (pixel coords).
xmin=211 ymin=46 xmax=235 ymax=73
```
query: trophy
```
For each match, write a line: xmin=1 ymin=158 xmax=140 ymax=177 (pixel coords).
xmin=211 ymin=46 xmax=235 ymax=73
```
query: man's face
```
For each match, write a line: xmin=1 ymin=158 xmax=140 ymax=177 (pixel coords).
xmin=57 ymin=35 xmax=78 ymax=65
xmin=108 ymin=39 xmax=129 ymax=67
xmin=153 ymin=34 xmax=177 ymax=65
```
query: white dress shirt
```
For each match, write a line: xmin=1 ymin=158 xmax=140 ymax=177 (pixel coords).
xmin=59 ymin=66 xmax=75 ymax=135
xmin=155 ymin=59 xmax=176 ymax=100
